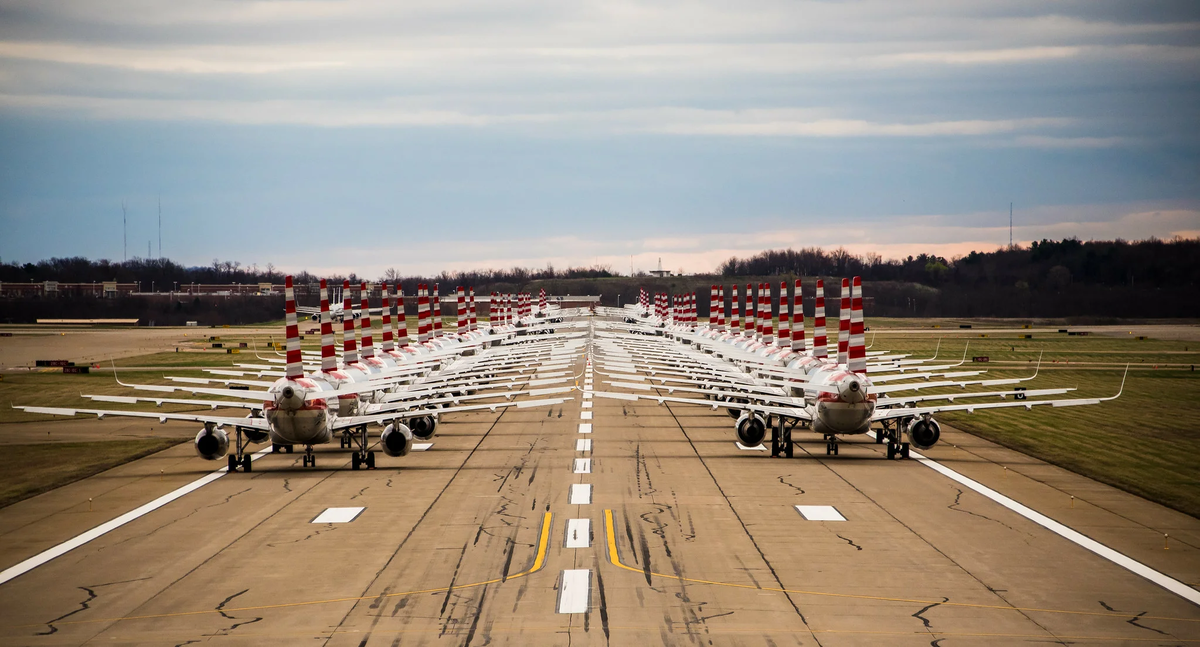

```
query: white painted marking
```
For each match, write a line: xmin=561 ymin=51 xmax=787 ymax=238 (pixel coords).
xmin=578 ymin=423 xmax=592 ymax=433
xmin=557 ymin=569 xmax=591 ymax=613
xmin=795 ymin=505 xmax=846 ymax=521
xmin=312 ymin=507 xmax=366 ymax=524
xmin=565 ymin=518 xmax=591 ymax=548
xmin=736 ymin=442 xmax=767 ymax=451
xmin=0 ymin=446 xmax=273 ymax=586
xmin=582 ymin=401 xmax=593 ymax=408
xmin=412 ymin=443 xmax=433 ymax=451
xmin=570 ymin=484 xmax=592 ymax=504
xmin=582 ymin=392 xmax=593 ymax=399
xmin=574 ymin=458 xmax=592 ymax=473
xmin=894 ymin=435 xmax=1200 ymax=605
xmin=576 ymin=438 xmax=592 ymax=452
xmin=580 ymin=411 xmax=593 ymax=420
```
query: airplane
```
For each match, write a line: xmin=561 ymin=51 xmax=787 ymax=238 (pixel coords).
xmin=591 ymin=276 xmax=1126 ymax=459
xmin=16 ymin=276 xmax=574 ymax=472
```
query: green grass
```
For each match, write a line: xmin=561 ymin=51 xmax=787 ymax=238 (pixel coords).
xmin=0 ymin=439 xmax=186 ymax=509
xmin=871 ymin=334 xmax=1200 ymax=518
xmin=0 ymin=369 xmax=226 ymax=423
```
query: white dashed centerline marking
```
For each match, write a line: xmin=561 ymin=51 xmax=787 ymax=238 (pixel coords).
xmin=565 ymin=519 xmax=591 ymax=548
xmin=580 ymin=411 xmax=593 ymax=420
xmin=576 ymin=439 xmax=592 ymax=452
xmin=583 ymin=392 xmax=593 ymax=399
xmin=578 ymin=423 xmax=592 ymax=434
xmin=557 ymin=569 xmax=591 ymax=613
xmin=795 ymin=505 xmax=846 ymax=521
xmin=573 ymin=458 xmax=592 ymax=474
xmin=312 ymin=507 xmax=366 ymax=523
xmin=570 ymin=484 xmax=592 ymax=505
xmin=582 ymin=401 xmax=593 ymax=408
xmin=413 ymin=443 xmax=433 ymax=451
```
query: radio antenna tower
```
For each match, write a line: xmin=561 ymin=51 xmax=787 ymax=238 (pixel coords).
xmin=158 ymin=197 xmax=162 ymax=260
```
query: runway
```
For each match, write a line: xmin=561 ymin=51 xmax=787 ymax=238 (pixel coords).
xmin=1 ymin=325 xmax=1199 ymax=645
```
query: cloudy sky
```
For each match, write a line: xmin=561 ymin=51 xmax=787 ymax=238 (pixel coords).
xmin=1 ymin=0 xmax=1197 ymax=277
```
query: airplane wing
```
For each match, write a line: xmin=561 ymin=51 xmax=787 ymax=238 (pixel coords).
xmin=332 ymin=397 xmax=572 ymax=430
xmin=14 ymin=405 xmax=271 ymax=430
xmin=83 ymin=394 xmax=262 ymax=410
xmin=875 ymin=387 xmax=1074 ymax=407
xmin=591 ymin=391 xmax=812 ymax=421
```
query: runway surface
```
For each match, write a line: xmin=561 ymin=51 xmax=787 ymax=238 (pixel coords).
xmin=1 ymin=324 xmax=1199 ymax=645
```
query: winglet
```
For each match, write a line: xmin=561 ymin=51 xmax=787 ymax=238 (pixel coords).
xmin=1100 ymin=364 xmax=1130 ymax=401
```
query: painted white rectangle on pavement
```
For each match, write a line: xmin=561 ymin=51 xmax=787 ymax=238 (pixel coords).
xmin=578 ymin=423 xmax=592 ymax=433
xmin=736 ymin=442 xmax=767 ymax=451
xmin=565 ymin=518 xmax=591 ymax=548
xmin=582 ymin=401 xmax=593 ymax=408
xmin=557 ymin=569 xmax=591 ymax=613
xmin=795 ymin=505 xmax=845 ymax=521
xmin=312 ymin=507 xmax=366 ymax=524
xmin=570 ymin=483 xmax=592 ymax=505
xmin=583 ymin=392 xmax=593 ymax=399
xmin=576 ymin=439 xmax=591 ymax=452
xmin=580 ymin=411 xmax=593 ymax=420
xmin=574 ymin=458 xmax=592 ymax=473
xmin=413 ymin=443 xmax=433 ymax=451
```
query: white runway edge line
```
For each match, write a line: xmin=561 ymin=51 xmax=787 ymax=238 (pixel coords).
xmin=570 ymin=484 xmax=592 ymax=505
xmin=0 ymin=446 xmax=273 ymax=586
xmin=898 ymin=436 xmax=1200 ymax=605
xmin=557 ymin=569 xmax=591 ymax=613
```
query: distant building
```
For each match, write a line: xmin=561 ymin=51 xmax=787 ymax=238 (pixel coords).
xmin=648 ymin=257 xmax=672 ymax=278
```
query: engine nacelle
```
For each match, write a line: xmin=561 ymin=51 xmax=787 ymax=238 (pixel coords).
xmin=194 ymin=427 xmax=229 ymax=460
xmin=907 ymin=417 xmax=941 ymax=450
xmin=381 ymin=422 xmax=414 ymax=457
xmin=735 ymin=413 xmax=766 ymax=447
xmin=410 ymin=414 xmax=438 ymax=440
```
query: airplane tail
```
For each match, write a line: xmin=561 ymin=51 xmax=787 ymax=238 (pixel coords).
xmin=812 ymin=280 xmax=828 ymax=358
xmin=761 ymin=283 xmax=774 ymax=344
xmin=469 ymin=287 xmax=477 ymax=332
xmin=539 ymin=288 xmax=546 ymax=312
xmin=791 ymin=279 xmax=805 ymax=352
xmin=395 ymin=285 xmax=411 ymax=348
xmin=778 ymin=280 xmax=790 ymax=347
xmin=837 ymin=278 xmax=851 ymax=365
xmin=342 ymin=279 xmax=359 ymax=364
xmin=849 ymin=276 xmax=867 ymax=375
xmin=359 ymin=282 xmax=375 ymax=358
xmin=730 ymin=285 xmax=740 ymax=333
xmin=456 ymin=286 xmax=467 ymax=334
xmin=284 ymin=275 xmax=304 ymax=380
xmin=319 ymin=279 xmax=338 ymax=372
xmin=744 ymin=283 xmax=755 ymax=336
xmin=717 ymin=286 xmax=726 ymax=331
xmin=417 ymin=284 xmax=431 ymax=343
xmin=380 ymin=281 xmax=395 ymax=353
xmin=432 ymin=284 xmax=442 ymax=337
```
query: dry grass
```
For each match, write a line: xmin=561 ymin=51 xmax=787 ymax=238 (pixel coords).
xmin=0 ymin=439 xmax=185 ymax=509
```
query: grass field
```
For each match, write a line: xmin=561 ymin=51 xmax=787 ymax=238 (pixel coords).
xmin=0 ymin=439 xmax=185 ymax=509
xmin=0 ymin=369 xmax=218 ymax=423
xmin=871 ymin=331 xmax=1200 ymax=518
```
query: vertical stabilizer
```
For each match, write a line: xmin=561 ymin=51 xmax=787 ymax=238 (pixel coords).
xmin=380 ymin=282 xmax=396 ymax=353
xmin=342 ymin=280 xmax=359 ymax=365
xmin=456 ymin=286 xmax=466 ymax=335
xmin=837 ymin=278 xmax=851 ymax=365
xmin=284 ymin=276 xmax=304 ymax=380
xmin=359 ymin=282 xmax=374 ymax=358
xmin=319 ymin=279 xmax=337 ymax=373
xmin=717 ymin=286 xmax=726 ymax=331
xmin=761 ymin=283 xmax=774 ymax=343
xmin=791 ymin=279 xmax=805 ymax=352
xmin=469 ymin=287 xmax=477 ymax=332
xmin=778 ymin=280 xmax=789 ymax=347
xmin=432 ymin=284 xmax=442 ymax=337
xmin=730 ymin=285 xmax=740 ymax=333
xmin=849 ymin=276 xmax=867 ymax=375
xmin=395 ymin=285 xmax=411 ymax=349
xmin=417 ymin=284 xmax=431 ymax=343
xmin=744 ymin=283 xmax=755 ymax=336
xmin=812 ymin=280 xmax=828 ymax=358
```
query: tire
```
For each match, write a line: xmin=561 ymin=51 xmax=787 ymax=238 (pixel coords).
xmin=875 ymin=433 xmax=883 ymax=444
xmin=242 ymin=454 xmax=252 ymax=473
xmin=352 ymin=453 xmax=361 ymax=470
xmin=901 ymin=443 xmax=910 ymax=459
xmin=228 ymin=455 xmax=238 ymax=472
xmin=366 ymin=451 xmax=376 ymax=469
xmin=887 ymin=442 xmax=896 ymax=460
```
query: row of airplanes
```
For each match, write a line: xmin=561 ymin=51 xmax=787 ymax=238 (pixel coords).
xmin=17 ymin=279 xmax=581 ymax=471
xmin=597 ymin=277 xmax=1125 ymax=458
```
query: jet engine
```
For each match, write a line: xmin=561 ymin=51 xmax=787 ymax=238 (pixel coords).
xmin=735 ymin=413 xmax=766 ymax=447
xmin=381 ymin=422 xmax=414 ymax=457
xmin=906 ymin=417 xmax=941 ymax=450
xmin=410 ymin=414 xmax=438 ymax=440
xmin=194 ymin=427 xmax=229 ymax=460
xmin=242 ymin=415 xmax=270 ymax=444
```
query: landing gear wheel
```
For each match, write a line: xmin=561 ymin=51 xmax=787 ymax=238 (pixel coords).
xmin=241 ymin=454 xmax=252 ymax=472
xmin=875 ymin=432 xmax=883 ymax=444
xmin=228 ymin=455 xmax=239 ymax=472
xmin=352 ymin=453 xmax=362 ymax=470
xmin=302 ymin=455 xmax=310 ymax=467
xmin=272 ymin=443 xmax=282 ymax=453
xmin=285 ymin=445 xmax=294 ymax=454
xmin=887 ymin=441 xmax=897 ymax=460
xmin=366 ymin=451 xmax=376 ymax=469
xmin=900 ymin=443 xmax=910 ymax=459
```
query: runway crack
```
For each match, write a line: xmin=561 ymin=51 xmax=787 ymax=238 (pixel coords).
xmin=912 ymin=596 xmax=947 ymax=629
xmin=209 ymin=588 xmax=262 ymax=635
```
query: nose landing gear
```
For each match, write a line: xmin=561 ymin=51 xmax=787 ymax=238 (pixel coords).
xmin=302 ymin=445 xmax=316 ymax=468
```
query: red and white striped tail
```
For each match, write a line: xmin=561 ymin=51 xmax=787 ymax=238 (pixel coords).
xmin=359 ymin=282 xmax=375 ymax=358
xmin=456 ymin=286 xmax=466 ymax=334
xmin=417 ymin=284 xmax=431 ymax=343
xmin=744 ymin=283 xmax=755 ymax=336
xmin=837 ymin=278 xmax=851 ymax=365
xmin=777 ymin=280 xmax=789 ymax=347
xmin=709 ymin=285 xmax=718 ymax=328
xmin=730 ymin=284 xmax=740 ymax=332
xmin=717 ymin=286 xmax=726 ymax=331
xmin=849 ymin=276 xmax=867 ymax=375
xmin=395 ymin=286 xmax=410 ymax=348
xmin=468 ymin=287 xmax=477 ymax=332
xmin=319 ymin=278 xmax=337 ymax=373
xmin=539 ymin=288 xmax=546 ymax=312
xmin=812 ymin=280 xmax=828 ymax=358
xmin=283 ymin=275 xmax=304 ymax=380
xmin=760 ymin=283 xmax=773 ymax=343
xmin=380 ymin=282 xmax=396 ymax=353
xmin=791 ymin=279 xmax=805 ymax=352
xmin=342 ymin=279 xmax=359 ymax=365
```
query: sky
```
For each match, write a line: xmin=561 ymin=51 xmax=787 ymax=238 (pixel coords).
xmin=1 ymin=0 xmax=1198 ymax=277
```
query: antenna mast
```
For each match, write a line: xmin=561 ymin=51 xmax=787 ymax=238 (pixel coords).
xmin=158 ymin=197 xmax=162 ymax=260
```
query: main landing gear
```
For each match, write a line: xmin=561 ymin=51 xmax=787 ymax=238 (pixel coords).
xmin=227 ymin=427 xmax=254 ymax=472
xmin=348 ymin=425 xmax=376 ymax=471
xmin=769 ymin=416 xmax=797 ymax=458
xmin=878 ymin=420 xmax=910 ymax=460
